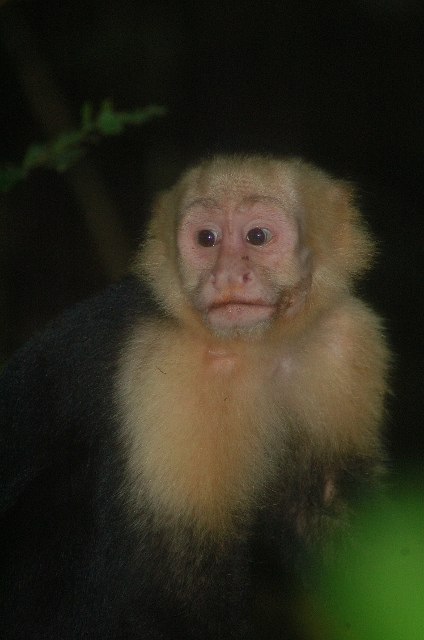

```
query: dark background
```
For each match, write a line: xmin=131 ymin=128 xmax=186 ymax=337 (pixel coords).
xmin=0 ymin=0 xmax=422 ymax=478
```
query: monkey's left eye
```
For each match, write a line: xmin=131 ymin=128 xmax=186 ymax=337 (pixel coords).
xmin=246 ymin=227 xmax=272 ymax=246
xmin=197 ymin=229 xmax=218 ymax=247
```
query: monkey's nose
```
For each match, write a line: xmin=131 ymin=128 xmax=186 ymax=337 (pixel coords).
xmin=212 ymin=264 xmax=252 ymax=290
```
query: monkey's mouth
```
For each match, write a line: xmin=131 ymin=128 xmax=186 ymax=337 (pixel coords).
xmin=207 ymin=301 xmax=276 ymax=329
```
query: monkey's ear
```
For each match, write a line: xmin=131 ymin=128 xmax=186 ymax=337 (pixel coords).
xmin=328 ymin=182 xmax=375 ymax=278
xmin=298 ymin=166 xmax=375 ymax=293
xmin=133 ymin=191 xmax=180 ymax=304
xmin=132 ymin=188 xmax=201 ymax=326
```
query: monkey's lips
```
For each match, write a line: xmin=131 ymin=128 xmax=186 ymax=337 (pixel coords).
xmin=206 ymin=301 xmax=276 ymax=329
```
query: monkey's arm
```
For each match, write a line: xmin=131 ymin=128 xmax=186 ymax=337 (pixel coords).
xmin=275 ymin=296 xmax=389 ymax=548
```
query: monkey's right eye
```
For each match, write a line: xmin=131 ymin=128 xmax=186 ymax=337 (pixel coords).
xmin=197 ymin=229 xmax=218 ymax=247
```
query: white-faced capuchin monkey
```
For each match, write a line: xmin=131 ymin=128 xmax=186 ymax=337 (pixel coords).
xmin=0 ymin=155 xmax=390 ymax=639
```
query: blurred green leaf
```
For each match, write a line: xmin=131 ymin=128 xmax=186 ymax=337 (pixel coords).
xmin=97 ymin=100 xmax=124 ymax=135
xmin=22 ymin=143 xmax=46 ymax=170
xmin=0 ymin=165 xmax=26 ymax=192
xmin=315 ymin=474 xmax=424 ymax=640
xmin=0 ymin=101 xmax=166 ymax=193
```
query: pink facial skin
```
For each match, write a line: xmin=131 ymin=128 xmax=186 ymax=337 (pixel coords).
xmin=177 ymin=196 xmax=310 ymax=332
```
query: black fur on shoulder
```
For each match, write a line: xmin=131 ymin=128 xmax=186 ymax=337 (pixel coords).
xmin=0 ymin=276 xmax=182 ymax=639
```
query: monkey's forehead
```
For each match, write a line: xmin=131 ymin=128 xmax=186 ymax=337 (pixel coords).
xmin=177 ymin=156 xmax=301 ymax=210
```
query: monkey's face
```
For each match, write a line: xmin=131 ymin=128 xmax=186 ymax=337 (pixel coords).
xmin=177 ymin=191 xmax=311 ymax=334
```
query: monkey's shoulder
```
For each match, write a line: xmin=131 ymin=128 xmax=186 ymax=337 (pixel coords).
xmin=3 ymin=276 xmax=158 ymax=370
xmin=275 ymin=296 xmax=389 ymax=402
xmin=0 ymin=276 xmax=163 ymax=437
xmin=0 ymin=276 xmax=164 ymax=508
xmin=296 ymin=296 xmax=386 ymax=353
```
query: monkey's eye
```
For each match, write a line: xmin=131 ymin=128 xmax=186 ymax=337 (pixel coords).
xmin=246 ymin=227 xmax=272 ymax=246
xmin=197 ymin=229 xmax=218 ymax=247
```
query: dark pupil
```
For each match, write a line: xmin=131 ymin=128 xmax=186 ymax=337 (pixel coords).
xmin=197 ymin=230 xmax=216 ymax=247
xmin=247 ymin=227 xmax=266 ymax=245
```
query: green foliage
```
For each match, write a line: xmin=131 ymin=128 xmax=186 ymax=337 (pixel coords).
xmin=315 ymin=472 xmax=424 ymax=640
xmin=0 ymin=101 xmax=166 ymax=193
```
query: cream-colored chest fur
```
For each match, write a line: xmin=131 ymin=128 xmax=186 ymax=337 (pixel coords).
xmin=116 ymin=299 xmax=387 ymax=537
xmin=116 ymin=322 xmax=283 ymax=535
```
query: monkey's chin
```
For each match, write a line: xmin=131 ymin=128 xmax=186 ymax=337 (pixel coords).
xmin=206 ymin=303 xmax=276 ymax=333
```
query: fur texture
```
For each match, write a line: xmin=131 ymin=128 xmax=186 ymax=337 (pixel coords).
xmin=0 ymin=156 xmax=389 ymax=639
